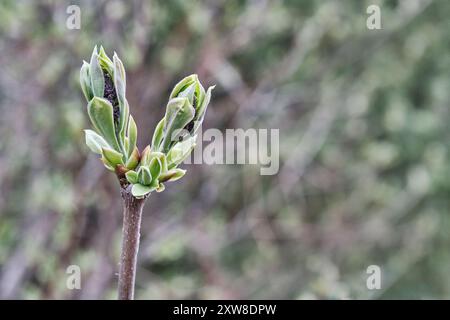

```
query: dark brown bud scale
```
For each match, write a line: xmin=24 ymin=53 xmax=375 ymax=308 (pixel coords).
xmin=103 ymin=72 xmax=120 ymax=129
xmin=185 ymin=121 xmax=194 ymax=133
xmin=183 ymin=94 xmax=197 ymax=133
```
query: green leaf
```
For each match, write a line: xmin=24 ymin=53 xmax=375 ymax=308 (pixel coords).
xmin=161 ymin=97 xmax=195 ymax=153
xmin=84 ymin=129 xmax=110 ymax=154
xmin=124 ymin=137 xmax=129 ymax=153
xmin=127 ymin=116 xmax=137 ymax=158
xmin=177 ymin=82 xmax=196 ymax=105
xmin=167 ymin=135 xmax=197 ymax=169
xmin=113 ymin=53 xmax=128 ymax=136
xmin=101 ymin=147 xmax=124 ymax=167
xmin=118 ymin=99 xmax=130 ymax=150
xmin=140 ymin=145 xmax=151 ymax=166
xmin=125 ymin=170 xmax=138 ymax=184
xmin=156 ymin=183 xmax=165 ymax=192
xmin=193 ymin=85 xmax=215 ymax=134
xmin=149 ymin=157 xmax=162 ymax=180
xmin=89 ymin=46 xmax=105 ymax=97
xmin=113 ymin=52 xmax=126 ymax=88
xmin=125 ymin=147 xmax=140 ymax=170
xmin=101 ymin=157 xmax=115 ymax=171
xmin=195 ymin=80 xmax=206 ymax=106
xmin=138 ymin=166 xmax=152 ymax=186
xmin=131 ymin=183 xmax=154 ymax=198
xmin=169 ymin=74 xmax=197 ymax=99
xmin=159 ymin=168 xmax=186 ymax=182
xmin=80 ymin=61 xmax=93 ymax=102
xmin=87 ymin=97 xmax=121 ymax=151
xmin=151 ymin=118 xmax=165 ymax=151
xmin=98 ymin=46 xmax=114 ymax=75
xmin=148 ymin=152 xmax=168 ymax=172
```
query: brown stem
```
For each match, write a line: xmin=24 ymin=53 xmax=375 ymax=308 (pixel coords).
xmin=117 ymin=185 xmax=147 ymax=300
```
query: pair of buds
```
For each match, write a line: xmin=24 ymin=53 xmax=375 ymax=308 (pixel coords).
xmin=80 ymin=46 xmax=214 ymax=198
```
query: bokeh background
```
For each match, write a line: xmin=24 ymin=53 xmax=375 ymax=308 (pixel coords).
xmin=0 ymin=0 xmax=449 ymax=299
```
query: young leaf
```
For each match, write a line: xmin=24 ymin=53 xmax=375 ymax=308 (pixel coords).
xmin=169 ymin=74 xmax=197 ymax=99
xmin=195 ymin=80 xmax=206 ymax=106
xmin=127 ymin=116 xmax=137 ymax=158
xmin=80 ymin=61 xmax=93 ymax=102
xmin=101 ymin=156 xmax=115 ymax=171
xmin=149 ymin=157 xmax=162 ymax=180
xmin=87 ymin=97 xmax=121 ymax=151
xmin=113 ymin=52 xmax=126 ymax=88
xmin=84 ymin=129 xmax=110 ymax=154
xmin=119 ymin=99 xmax=130 ymax=149
xmin=193 ymin=85 xmax=215 ymax=134
xmin=131 ymin=183 xmax=154 ymax=198
xmin=161 ymin=97 xmax=195 ymax=153
xmin=177 ymin=82 xmax=196 ymax=105
xmin=124 ymin=137 xmax=129 ymax=154
xmin=125 ymin=170 xmax=138 ymax=184
xmin=140 ymin=145 xmax=151 ymax=166
xmin=166 ymin=135 xmax=197 ymax=169
xmin=148 ymin=152 xmax=168 ymax=172
xmin=113 ymin=53 xmax=127 ymax=135
xmin=159 ymin=168 xmax=186 ymax=182
xmin=137 ymin=166 xmax=152 ymax=186
xmin=89 ymin=46 xmax=105 ymax=97
xmin=98 ymin=46 xmax=114 ymax=75
xmin=156 ymin=183 xmax=165 ymax=192
xmin=101 ymin=147 xmax=124 ymax=167
xmin=125 ymin=147 xmax=139 ymax=170
xmin=151 ymin=118 xmax=165 ymax=151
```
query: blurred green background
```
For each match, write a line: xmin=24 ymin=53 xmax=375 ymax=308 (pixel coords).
xmin=0 ymin=0 xmax=449 ymax=299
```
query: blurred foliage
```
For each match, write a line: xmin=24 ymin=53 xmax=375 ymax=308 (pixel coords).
xmin=0 ymin=0 xmax=449 ymax=299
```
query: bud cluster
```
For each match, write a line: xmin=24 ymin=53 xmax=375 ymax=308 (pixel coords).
xmin=81 ymin=46 xmax=214 ymax=198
